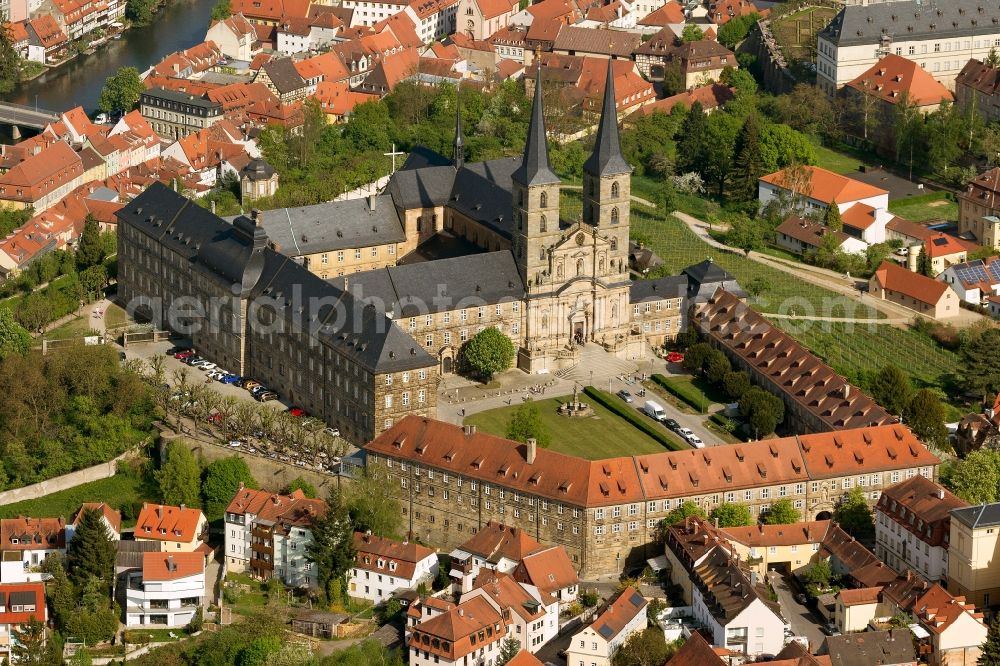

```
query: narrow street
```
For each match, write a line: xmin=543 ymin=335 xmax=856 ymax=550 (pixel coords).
xmin=769 ymin=572 xmax=825 ymax=653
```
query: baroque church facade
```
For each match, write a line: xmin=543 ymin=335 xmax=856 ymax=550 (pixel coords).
xmin=116 ymin=62 xmax=696 ymax=445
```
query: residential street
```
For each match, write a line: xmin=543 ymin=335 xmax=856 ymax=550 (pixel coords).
xmin=769 ymin=572 xmax=825 ymax=653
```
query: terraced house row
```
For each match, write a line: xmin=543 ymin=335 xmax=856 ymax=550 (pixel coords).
xmin=364 ymin=416 xmax=941 ymax=577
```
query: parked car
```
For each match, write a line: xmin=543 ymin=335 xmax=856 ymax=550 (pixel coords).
xmin=256 ymin=391 xmax=278 ymax=402
xmin=175 ymin=350 xmax=195 ymax=359
xmin=663 ymin=418 xmax=679 ymax=431
xmin=166 ymin=346 xmax=190 ymax=356
xmin=616 ymin=390 xmax=633 ymax=403
xmin=666 ymin=351 xmax=684 ymax=363
xmin=643 ymin=400 xmax=667 ymax=421
xmin=197 ymin=362 xmax=217 ymax=372
xmin=288 ymin=407 xmax=308 ymax=417
xmin=239 ymin=378 xmax=259 ymax=389
xmin=228 ymin=440 xmax=241 ymax=448
xmin=250 ymin=385 xmax=270 ymax=396
xmin=221 ymin=374 xmax=241 ymax=384
xmin=794 ymin=593 xmax=808 ymax=605
xmin=323 ymin=427 xmax=341 ymax=438
xmin=677 ymin=427 xmax=694 ymax=438
xmin=822 ymin=622 xmax=840 ymax=636
xmin=688 ymin=435 xmax=705 ymax=448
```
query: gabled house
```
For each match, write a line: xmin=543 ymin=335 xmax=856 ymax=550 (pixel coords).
xmin=565 ymin=587 xmax=647 ymax=666
xmin=205 ymin=12 xmax=257 ymax=60
xmin=456 ymin=0 xmax=518 ymax=40
xmin=450 ymin=522 xmax=544 ymax=593
xmin=135 ymin=504 xmax=208 ymax=553
xmin=0 ymin=517 xmax=66 ymax=570
xmin=511 ymin=545 xmax=580 ymax=609
xmin=0 ymin=582 xmax=46 ymax=661
xmin=461 ymin=571 xmax=558 ymax=652
xmin=350 ymin=532 xmax=438 ymax=603
xmin=408 ymin=595 xmax=508 ymax=666
xmin=67 ymin=502 xmax=123 ymax=543
xmin=956 ymin=59 xmax=1000 ymax=126
xmin=939 ymin=256 xmax=1000 ymax=304
xmin=819 ymin=629 xmax=917 ymax=666
xmin=958 ymin=167 xmax=1000 ymax=250
xmin=124 ymin=552 xmax=206 ymax=628
xmin=869 ymin=260 xmax=961 ymax=319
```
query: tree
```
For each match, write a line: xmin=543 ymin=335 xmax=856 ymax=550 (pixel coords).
xmin=823 ymin=204 xmax=843 ymax=232
xmin=79 ymin=264 xmax=108 ymax=301
xmin=202 ymin=456 xmax=258 ymax=520
xmin=505 ymin=402 xmax=551 ymax=448
xmin=308 ymin=488 xmax=356 ymax=604
xmin=979 ymin=614 xmax=1000 ymax=666
xmin=612 ymin=628 xmax=671 ymax=666
xmin=726 ymin=214 xmax=766 ymax=254
xmin=904 ymin=389 xmax=948 ymax=449
xmin=703 ymin=111 xmax=741 ymax=196
xmin=462 ymin=327 xmax=515 ymax=381
xmin=717 ymin=13 xmax=759 ymax=49
xmin=42 ymin=553 xmax=75 ymax=630
xmin=835 ymin=487 xmax=875 ymax=541
xmin=763 ymin=498 xmax=800 ymax=525
xmin=704 ymin=349 xmax=731 ymax=385
xmin=98 ymin=66 xmax=144 ymax=115
xmin=731 ymin=113 xmax=765 ymax=202
xmin=76 ymin=216 xmax=104 ymax=271
xmin=210 ymin=0 xmax=232 ymax=21
xmin=894 ymin=93 xmax=925 ymax=179
xmin=709 ymin=502 xmax=753 ymax=527
xmin=0 ymin=24 xmax=21 ymax=95
xmin=722 ymin=371 xmax=751 ymax=401
xmin=283 ymin=476 xmax=317 ymax=498
xmin=682 ymin=342 xmax=713 ymax=373
xmin=870 ymin=365 xmax=912 ymax=416
xmin=0 ymin=307 xmax=32 ymax=360
xmin=738 ymin=387 xmax=785 ymax=438
xmin=680 ymin=24 xmax=704 ymax=42
xmin=157 ymin=441 xmax=202 ymax=508
xmin=962 ymin=328 xmax=1000 ymax=399
xmin=676 ymin=103 xmax=708 ymax=175
xmin=125 ymin=0 xmax=156 ymax=23
xmin=67 ymin=507 xmax=117 ymax=593
xmin=15 ymin=293 xmax=54 ymax=334
xmin=803 ymin=559 xmax=831 ymax=593
xmin=498 ymin=639 xmax=521 ymax=666
xmin=348 ymin=468 xmax=402 ymax=537
xmin=237 ymin=635 xmax=283 ymax=666
xmin=661 ymin=501 xmax=706 ymax=528
xmin=944 ymin=449 xmax=1000 ymax=504
xmin=10 ymin=616 xmax=47 ymax=665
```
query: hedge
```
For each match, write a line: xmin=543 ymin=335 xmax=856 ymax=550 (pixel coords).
xmin=582 ymin=386 xmax=686 ymax=451
xmin=709 ymin=412 xmax=731 ymax=428
xmin=651 ymin=374 xmax=711 ymax=413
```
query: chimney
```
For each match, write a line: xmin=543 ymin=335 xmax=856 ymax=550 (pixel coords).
xmin=936 ymin=488 xmax=945 ymax=499
xmin=211 ymin=200 xmax=216 ymax=214
xmin=167 ymin=554 xmax=176 ymax=571
xmin=526 ymin=438 xmax=537 ymax=464
xmin=458 ymin=608 xmax=464 ymax=617
xmin=368 ymin=193 xmax=376 ymax=211
xmin=464 ymin=424 xmax=477 ymax=436
xmin=180 ymin=503 xmax=185 ymax=511
xmin=251 ymin=208 xmax=260 ymax=224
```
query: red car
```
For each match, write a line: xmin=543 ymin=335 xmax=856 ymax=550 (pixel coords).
xmin=666 ymin=352 xmax=684 ymax=363
xmin=288 ymin=407 xmax=308 ymax=417
xmin=175 ymin=350 xmax=195 ymax=359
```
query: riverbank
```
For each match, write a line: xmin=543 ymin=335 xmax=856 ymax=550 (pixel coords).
xmin=8 ymin=0 xmax=215 ymax=113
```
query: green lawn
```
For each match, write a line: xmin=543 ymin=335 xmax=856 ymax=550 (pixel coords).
xmin=0 ymin=473 xmax=156 ymax=525
xmin=464 ymin=395 xmax=679 ymax=459
xmin=888 ymin=191 xmax=958 ymax=222
xmin=42 ymin=315 xmax=98 ymax=341
xmin=812 ymin=144 xmax=873 ymax=175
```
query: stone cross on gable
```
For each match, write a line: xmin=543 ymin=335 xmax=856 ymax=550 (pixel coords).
xmin=384 ymin=143 xmax=405 ymax=173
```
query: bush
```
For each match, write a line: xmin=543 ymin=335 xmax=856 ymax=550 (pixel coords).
xmin=581 ymin=590 xmax=599 ymax=607
xmin=583 ymin=386 xmax=685 ymax=451
xmin=651 ymin=374 xmax=711 ymax=413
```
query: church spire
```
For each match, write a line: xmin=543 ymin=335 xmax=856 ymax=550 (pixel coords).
xmin=512 ymin=63 xmax=559 ymax=186
xmin=583 ymin=59 xmax=631 ymax=177
xmin=453 ymin=81 xmax=464 ymax=169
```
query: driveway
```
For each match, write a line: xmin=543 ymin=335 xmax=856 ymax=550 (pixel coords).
xmin=769 ymin=572 xmax=824 ymax=653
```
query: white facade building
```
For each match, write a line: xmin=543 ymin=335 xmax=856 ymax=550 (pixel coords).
xmin=460 ymin=573 xmax=558 ymax=652
xmin=565 ymin=588 xmax=648 ymax=666
xmin=816 ymin=0 xmax=1000 ymax=93
xmin=349 ymin=532 xmax=438 ymax=604
xmin=125 ymin=552 xmax=205 ymax=628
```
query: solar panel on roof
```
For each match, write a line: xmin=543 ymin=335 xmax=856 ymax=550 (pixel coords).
xmin=598 ymin=624 xmax=614 ymax=639
xmin=933 ymin=237 xmax=948 ymax=246
xmin=630 ymin=590 xmax=644 ymax=606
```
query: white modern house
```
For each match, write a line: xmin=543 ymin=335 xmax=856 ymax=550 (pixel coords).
xmin=758 ymin=166 xmax=892 ymax=253
xmin=350 ymin=532 xmax=438 ymax=604
xmin=939 ymin=256 xmax=1000 ymax=304
xmin=565 ymin=588 xmax=648 ymax=666
xmin=690 ymin=550 xmax=786 ymax=657
xmin=125 ymin=552 xmax=205 ymax=628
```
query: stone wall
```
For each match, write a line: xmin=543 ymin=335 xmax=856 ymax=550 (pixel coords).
xmin=745 ymin=20 xmax=796 ymax=96
xmin=0 ymin=450 xmax=139 ymax=506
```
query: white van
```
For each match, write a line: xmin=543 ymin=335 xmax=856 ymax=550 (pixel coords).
xmin=643 ymin=400 xmax=666 ymax=422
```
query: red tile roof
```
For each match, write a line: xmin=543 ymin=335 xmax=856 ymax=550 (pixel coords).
xmin=709 ymin=0 xmax=765 ymax=25
xmin=587 ymin=587 xmax=647 ymax=640
xmin=775 ymin=214 xmax=850 ymax=248
xmin=142 ymin=551 xmax=205 ymax=581
xmin=666 ymin=632 xmax=725 ymax=666
xmin=760 ymin=166 xmax=888 ymax=205
xmin=632 ymin=84 xmax=734 ymax=117
xmin=637 ymin=1 xmax=684 ymax=25
xmin=694 ymin=290 xmax=895 ymax=431
xmin=135 ymin=504 xmax=204 ymax=543
xmin=912 ymin=584 xmax=985 ymax=634
xmin=27 ymin=14 xmax=67 ymax=48
xmin=838 ymin=587 xmax=881 ymax=607
xmin=0 ymin=583 xmax=46 ymax=627
xmin=506 ymin=651 xmax=546 ymax=666
xmin=6 ymin=21 xmax=29 ymax=44
xmin=353 ymin=532 xmax=435 ymax=579
xmin=73 ymin=502 xmax=122 ymax=535
xmin=410 ymin=595 xmax=506 ymax=660
xmin=470 ymin=571 xmax=546 ymax=622
xmin=512 ymin=546 xmax=579 ymax=597
xmin=475 ymin=0 xmax=518 ymax=19
xmin=925 ymin=232 xmax=968 ymax=259
xmin=877 ymin=476 xmax=967 ymax=548
xmin=847 ymin=54 xmax=953 ymax=107
xmin=718 ymin=521 xmax=832 ymax=548
xmin=457 ymin=521 xmax=545 ymax=562
xmin=0 ymin=517 xmax=65 ymax=551
xmin=872 ymin=260 xmax=951 ymax=306
xmin=886 ymin=216 xmax=935 ymax=242
xmin=841 ymin=203 xmax=878 ymax=231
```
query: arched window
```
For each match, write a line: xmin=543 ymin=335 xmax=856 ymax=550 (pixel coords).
xmin=539 ymin=247 xmax=545 ymax=260
xmin=611 ymin=207 xmax=619 ymax=224
xmin=539 ymin=214 xmax=546 ymax=232
xmin=540 ymin=191 xmax=548 ymax=208
xmin=611 ymin=181 xmax=620 ymax=198
xmin=610 ymin=238 xmax=617 ymax=251
xmin=599 ymin=257 xmax=605 ymax=273
xmin=556 ymin=263 xmax=563 ymax=278
xmin=576 ymin=258 xmax=584 ymax=276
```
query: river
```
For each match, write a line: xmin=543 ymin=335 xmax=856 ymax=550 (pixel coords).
xmin=6 ymin=0 xmax=216 ymax=115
